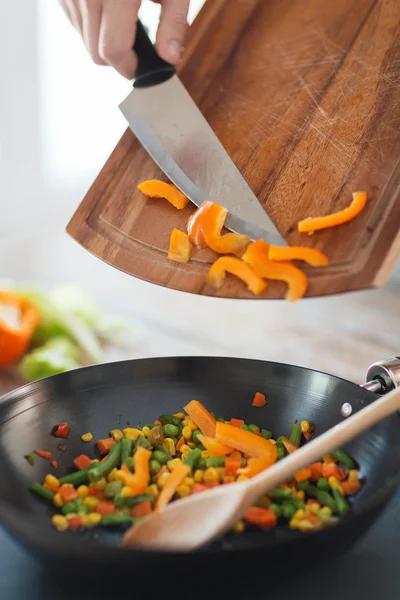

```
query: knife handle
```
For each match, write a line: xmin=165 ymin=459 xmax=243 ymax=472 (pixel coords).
xmin=134 ymin=20 xmax=175 ymax=88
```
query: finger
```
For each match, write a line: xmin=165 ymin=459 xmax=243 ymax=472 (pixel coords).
xmin=79 ymin=0 xmax=106 ymax=65
xmin=65 ymin=0 xmax=83 ymax=34
xmin=99 ymin=0 xmax=141 ymax=79
xmin=156 ymin=0 xmax=190 ymax=64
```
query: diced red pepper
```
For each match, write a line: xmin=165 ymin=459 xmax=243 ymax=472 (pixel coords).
xmin=54 ymin=423 xmax=71 ymax=439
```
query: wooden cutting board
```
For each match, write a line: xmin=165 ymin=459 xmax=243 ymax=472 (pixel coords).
xmin=67 ymin=0 xmax=400 ymax=300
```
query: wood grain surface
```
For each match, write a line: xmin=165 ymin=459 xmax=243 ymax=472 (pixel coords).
xmin=67 ymin=0 xmax=400 ymax=300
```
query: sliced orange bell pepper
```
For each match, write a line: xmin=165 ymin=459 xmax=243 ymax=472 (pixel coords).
xmin=0 ymin=290 xmax=39 ymax=366
xmin=187 ymin=201 xmax=213 ymax=249
xmin=294 ymin=467 xmax=312 ymax=482
xmin=243 ymin=240 xmax=307 ymax=302
xmin=281 ymin=436 xmax=299 ymax=454
xmin=207 ymin=256 xmax=267 ymax=296
xmin=341 ymin=480 xmax=360 ymax=496
xmin=252 ymin=392 xmax=266 ymax=407
xmin=155 ymin=462 xmax=190 ymax=511
xmin=168 ymin=229 xmax=191 ymax=263
xmin=298 ymin=191 xmax=367 ymax=233
xmin=197 ymin=435 xmax=233 ymax=457
xmin=244 ymin=507 xmax=277 ymax=528
xmin=237 ymin=456 xmax=274 ymax=477
xmin=201 ymin=202 xmax=250 ymax=256
xmin=184 ymin=400 xmax=216 ymax=438
xmin=216 ymin=422 xmax=278 ymax=460
xmin=321 ymin=463 xmax=345 ymax=481
xmin=268 ymin=246 xmax=329 ymax=267
xmin=124 ymin=446 xmax=152 ymax=495
xmin=310 ymin=462 xmax=323 ymax=481
xmin=138 ymin=180 xmax=189 ymax=210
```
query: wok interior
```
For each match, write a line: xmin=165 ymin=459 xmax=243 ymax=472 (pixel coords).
xmin=0 ymin=357 xmax=399 ymax=552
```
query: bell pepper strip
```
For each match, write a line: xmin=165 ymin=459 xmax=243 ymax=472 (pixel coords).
xmin=197 ymin=435 xmax=233 ymax=457
xmin=281 ymin=436 xmax=298 ymax=454
xmin=0 ymin=290 xmax=39 ymax=366
xmin=97 ymin=438 xmax=116 ymax=455
xmin=131 ymin=500 xmax=153 ymax=518
xmin=230 ymin=418 xmax=245 ymax=428
xmin=294 ymin=467 xmax=312 ymax=482
xmin=54 ymin=423 xmax=71 ymax=439
xmin=184 ymin=400 xmax=217 ymax=438
xmin=298 ymin=191 xmax=367 ymax=233
xmin=201 ymin=202 xmax=250 ymax=256
xmin=268 ymin=246 xmax=329 ymax=267
xmin=168 ymin=229 xmax=192 ymax=263
xmin=207 ymin=257 xmax=267 ymax=296
xmin=244 ymin=507 xmax=277 ymax=528
xmin=59 ymin=486 xmax=79 ymax=504
xmin=124 ymin=446 xmax=152 ymax=495
xmin=237 ymin=456 xmax=274 ymax=478
xmin=155 ymin=462 xmax=191 ymax=511
xmin=73 ymin=454 xmax=92 ymax=471
xmin=242 ymin=240 xmax=307 ymax=302
xmin=137 ymin=180 xmax=189 ymax=210
xmin=216 ymin=422 xmax=278 ymax=461
xmin=97 ymin=500 xmax=115 ymax=516
xmin=310 ymin=462 xmax=323 ymax=481
xmin=252 ymin=392 xmax=266 ymax=407
xmin=321 ymin=463 xmax=345 ymax=481
xmin=225 ymin=456 xmax=242 ymax=476
xmin=187 ymin=201 xmax=213 ymax=248
xmin=34 ymin=450 xmax=52 ymax=460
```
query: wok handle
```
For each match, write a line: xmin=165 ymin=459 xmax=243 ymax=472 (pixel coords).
xmin=362 ymin=357 xmax=400 ymax=395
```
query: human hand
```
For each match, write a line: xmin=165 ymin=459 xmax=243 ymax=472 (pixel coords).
xmin=59 ymin=0 xmax=189 ymax=79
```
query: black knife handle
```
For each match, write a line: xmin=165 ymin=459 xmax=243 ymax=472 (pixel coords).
xmin=134 ymin=20 xmax=175 ymax=88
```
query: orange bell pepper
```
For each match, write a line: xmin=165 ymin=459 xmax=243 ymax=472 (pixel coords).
xmin=281 ymin=437 xmax=298 ymax=454
xmin=244 ymin=507 xmax=277 ymax=528
xmin=184 ymin=400 xmax=216 ymax=437
xmin=310 ymin=462 xmax=323 ymax=481
xmin=243 ymin=240 xmax=307 ymax=302
xmin=298 ymin=191 xmax=367 ymax=233
xmin=124 ymin=446 xmax=152 ymax=495
xmin=294 ymin=467 xmax=312 ymax=482
xmin=168 ymin=229 xmax=191 ymax=263
xmin=187 ymin=201 xmax=213 ymax=248
xmin=197 ymin=435 xmax=233 ymax=457
xmin=252 ymin=392 xmax=266 ymax=407
xmin=155 ymin=462 xmax=190 ymax=511
xmin=216 ymin=422 xmax=278 ymax=461
xmin=138 ymin=180 xmax=189 ymax=210
xmin=0 ymin=290 xmax=39 ymax=367
xmin=268 ymin=246 xmax=329 ymax=267
xmin=321 ymin=463 xmax=345 ymax=481
xmin=207 ymin=256 xmax=267 ymax=296
xmin=237 ymin=456 xmax=274 ymax=478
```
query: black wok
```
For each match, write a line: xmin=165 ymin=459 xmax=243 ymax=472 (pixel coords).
xmin=0 ymin=356 xmax=399 ymax=578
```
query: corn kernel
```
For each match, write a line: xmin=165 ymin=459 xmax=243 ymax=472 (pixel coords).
xmin=183 ymin=477 xmax=194 ymax=487
xmin=294 ymin=509 xmax=306 ymax=520
xmin=110 ymin=429 xmax=124 ymax=442
xmin=203 ymin=467 xmax=219 ymax=484
xmin=87 ymin=512 xmax=102 ymax=526
xmin=79 ymin=514 xmax=89 ymax=526
xmin=300 ymin=420 xmax=310 ymax=433
xmin=309 ymin=503 xmax=320 ymax=514
xmin=194 ymin=470 xmax=204 ymax=483
xmin=224 ymin=475 xmax=235 ymax=484
xmin=237 ymin=475 xmax=248 ymax=482
xmin=146 ymin=484 xmax=159 ymax=498
xmin=107 ymin=468 xmax=118 ymax=482
xmin=258 ymin=496 xmax=271 ymax=508
xmin=328 ymin=476 xmax=340 ymax=490
xmin=141 ymin=426 xmax=151 ymax=438
xmin=319 ymin=506 xmax=332 ymax=517
xmin=233 ymin=521 xmax=245 ymax=533
xmin=201 ymin=450 xmax=209 ymax=459
xmin=173 ymin=412 xmax=185 ymax=419
xmin=121 ymin=486 xmax=135 ymax=498
xmin=296 ymin=490 xmax=305 ymax=502
xmin=92 ymin=477 xmax=107 ymax=491
xmin=323 ymin=454 xmax=337 ymax=464
xmin=81 ymin=432 xmax=93 ymax=442
xmin=77 ymin=485 xmax=89 ymax=499
xmin=187 ymin=419 xmax=198 ymax=431
xmin=182 ymin=417 xmax=190 ymax=427
xmin=83 ymin=496 xmax=99 ymax=511
xmin=113 ymin=470 xmax=127 ymax=483
xmin=163 ymin=438 xmax=176 ymax=457
xmin=167 ymin=458 xmax=183 ymax=472
xmin=45 ymin=474 xmax=60 ymax=488
xmin=181 ymin=451 xmax=191 ymax=462
xmin=187 ymin=441 xmax=196 ymax=449
xmin=216 ymin=467 xmax=226 ymax=482
xmin=51 ymin=515 xmax=69 ymax=532
xmin=230 ymin=451 xmax=242 ymax=459
xmin=66 ymin=513 xmax=77 ymax=520
xmin=348 ymin=470 xmax=360 ymax=482
xmin=180 ymin=444 xmax=192 ymax=455
xmin=91 ymin=459 xmax=99 ymax=464
xmin=123 ymin=428 xmax=141 ymax=441
xmin=60 ymin=483 xmax=73 ymax=489
xmin=176 ymin=484 xmax=191 ymax=498
xmin=182 ymin=426 xmax=192 ymax=441
xmin=157 ymin=472 xmax=171 ymax=488
xmin=53 ymin=493 xmax=63 ymax=508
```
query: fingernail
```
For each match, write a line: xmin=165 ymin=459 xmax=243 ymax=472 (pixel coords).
xmin=168 ymin=40 xmax=182 ymax=62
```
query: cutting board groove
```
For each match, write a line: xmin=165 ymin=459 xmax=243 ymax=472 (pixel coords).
xmin=68 ymin=0 xmax=400 ymax=299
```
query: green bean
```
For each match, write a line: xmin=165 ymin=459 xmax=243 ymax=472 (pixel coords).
xmin=316 ymin=490 xmax=337 ymax=512
xmin=305 ymin=484 xmax=319 ymax=498
xmin=317 ymin=478 xmax=330 ymax=491
xmin=269 ymin=503 xmax=282 ymax=517
xmin=205 ymin=457 xmax=225 ymax=468
xmin=31 ymin=482 xmax=54 ymax=501
xmin=62 ymin=501 xmax=78 ymax=515
xmin=135 ymin=436 xmax=153 ymax=451
xmin=261 ymin=429 xmax=273 ymax=440
xmin=268 ymin=488 xmax=296 ymax=502
xmin=120 ymin=437 xmax=133 ymax=463
xmin=198 ymin=458 xmax=207 ymax=468
xmin=296 ymin=481 xmax=311 ymax=492
xmin=113 ymin=493 xmax=153 ymax=509
xmin=276 ymin=447 xmax=286 ymax=461
xmin=101 ymin=514 xmax=134 ymax=527
xmin=332 ymin=488 xmax=350 ymax=515
xmin=163 ymin=424 xmax=179 ymax=438
xmin=123 ymin=457 xmax=133 ymax=472
xmin=88 ymin=442 xmax=121 ymax=483
xmin=152 ymin=449 xmax=168 ymax=465
xmin=282 ymin=503 xmax=297 ymax=519
xmin=216 ymin=416 xmax=225 ymax=422
xmin=240 ymin=425 xmax=251 ymax=432
xmin=77 ymin=504 xmax=89 ymax=514
xmin=276 ymin=436 xmax=284 ymax=447
xmin=197 ymin=444 xmax=206 ymax=451
xmin=150 ymin=460 xmax=161 ymax=475
xmin=59 ymin=464 xmax=96 ymax=487
xmin=184 ymin=448 xmax=201 ymax=470
xmin=158 ymin=414 xmax=181 ymax=427
xmin=289 ymin=423 xmax=302 ymax=447
xmin=248 ymin=424 xmax=260 ymax=433
xmin=104 ymin=480 xmax=123 ymax=499
xmin=293 ymin=500 xmax=306 ymax=510
xmin=331 ymin=449 xmax=356 ymax=470
xmin=192 ymin=430 xmax=202 ymax=445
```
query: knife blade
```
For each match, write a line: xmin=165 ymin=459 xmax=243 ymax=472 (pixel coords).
xmin=119 ymin=21 xmax=286 ymax=246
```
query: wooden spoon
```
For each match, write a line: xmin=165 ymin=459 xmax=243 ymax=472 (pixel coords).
xmin=121 ymin=386 xmax=400 ymax=552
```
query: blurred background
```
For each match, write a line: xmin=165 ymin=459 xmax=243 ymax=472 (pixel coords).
xmin=1 ymin=0 xmax=399 ymax=384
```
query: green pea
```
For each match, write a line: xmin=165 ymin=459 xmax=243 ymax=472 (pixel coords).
xmin=62 ymin=501 xmax=78 ymax=515
xmin=163 ymin=424 xmax=179 ymax=438
xmin=297 ymin=480 xmax=310 ymax=492
xmin=261 ymin=429 xmax=273 ymax=440
xmin=268 ymin=488 xmax=296 ymax=502
xmin=282 ymin=503 xmax=297 ymax=519
xmin=305 ymin=484 xmax=319 ymax=498
xmin=152 ymin=450 xmax=168 ymax=465
xmin=248 ymin=424 xmax=260 ymax=432
xmin=317 ymin=478 xmax=330 ymax=491
xmin=184 ymin=448 xmax=202 ymax=470
xmin=135 ymin=436 xmax=153 ymax=451
xmin=77 ymin=504 xmax=89 ymax=514
xmin=150 ymin=460 xmax=161 ymax=475
xmin=240 ymin=425 xmax=251 ymax=432
xmin=158 ymin=414 xmax=181 ymax=427
xmin=269 ymin=503 xmax=282 ymax=517
xmin=192 ymin=430 xmax=202 ymax=444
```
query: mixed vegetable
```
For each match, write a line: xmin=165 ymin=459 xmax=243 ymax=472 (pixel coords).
xmin=30 ymin=397 xmax=362 ymax=538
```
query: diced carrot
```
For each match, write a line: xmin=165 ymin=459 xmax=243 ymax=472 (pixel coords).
xmin=225 ymin=456 xmax=242 ymax=477
xmin=34 ymin=450 xmax=52 ymax=460
xmin=184 ymin=400 xmax=216 ymax=438
xmin=230 ymin=418 xmax=245 ymax=428
xmin=310 ymin=462 xmax=323 ymax=481
xmin=244 ymin=507 xmax=277 ymax=528
xmin=294 ymin=467 xmax=312 ymax=482
xmin=322 ymin=463 xmax=345 ymax=481
xmin=59 ymin=486 xmax=79 ymax=504
xmin=43 ymin=483 xmax=59 ymax=494
xmin=341 ymin=480 xmax=361 ymax=496
xmin=281 ymin=436 xmax=299 ymax=454
xmin=216 ymin=422 xmax=278 ymax=461
xmin=68 ymin=516 xmax=84 ymax=531
xmin=97 ymin=501 xmax=115 ymax=516
xmin=155 ymin=463 xmax=190 ymax=511
xmin=131 ymin=501 xmax=152 ymax=518
xmin=87 ymin=489 xmax=104 ymax=500
xmin=54 ymin=423 xmax=71 ymax=439
xmin=51 ymin=460 xmax=58 ymax=469
xmin=197 ymin=435 xmax=233 ymax=457
xmin=73 ymin=454 xmax=92 ymax=471
xmin=154 ymin=419 xmax=161 ymax=425
xmin=97 ymin=438 xmax=116 ymax=455
xmin=176 ymin=436 xmax=185 ymax=452
xmin=252 ymin=392 xmax=267 ymax=407
xmin=192 ymin=483 xmax=208 ymax=494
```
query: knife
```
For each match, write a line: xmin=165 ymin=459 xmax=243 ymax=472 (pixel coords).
xmin=119 ymin=21 xmax=287 ymax=246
